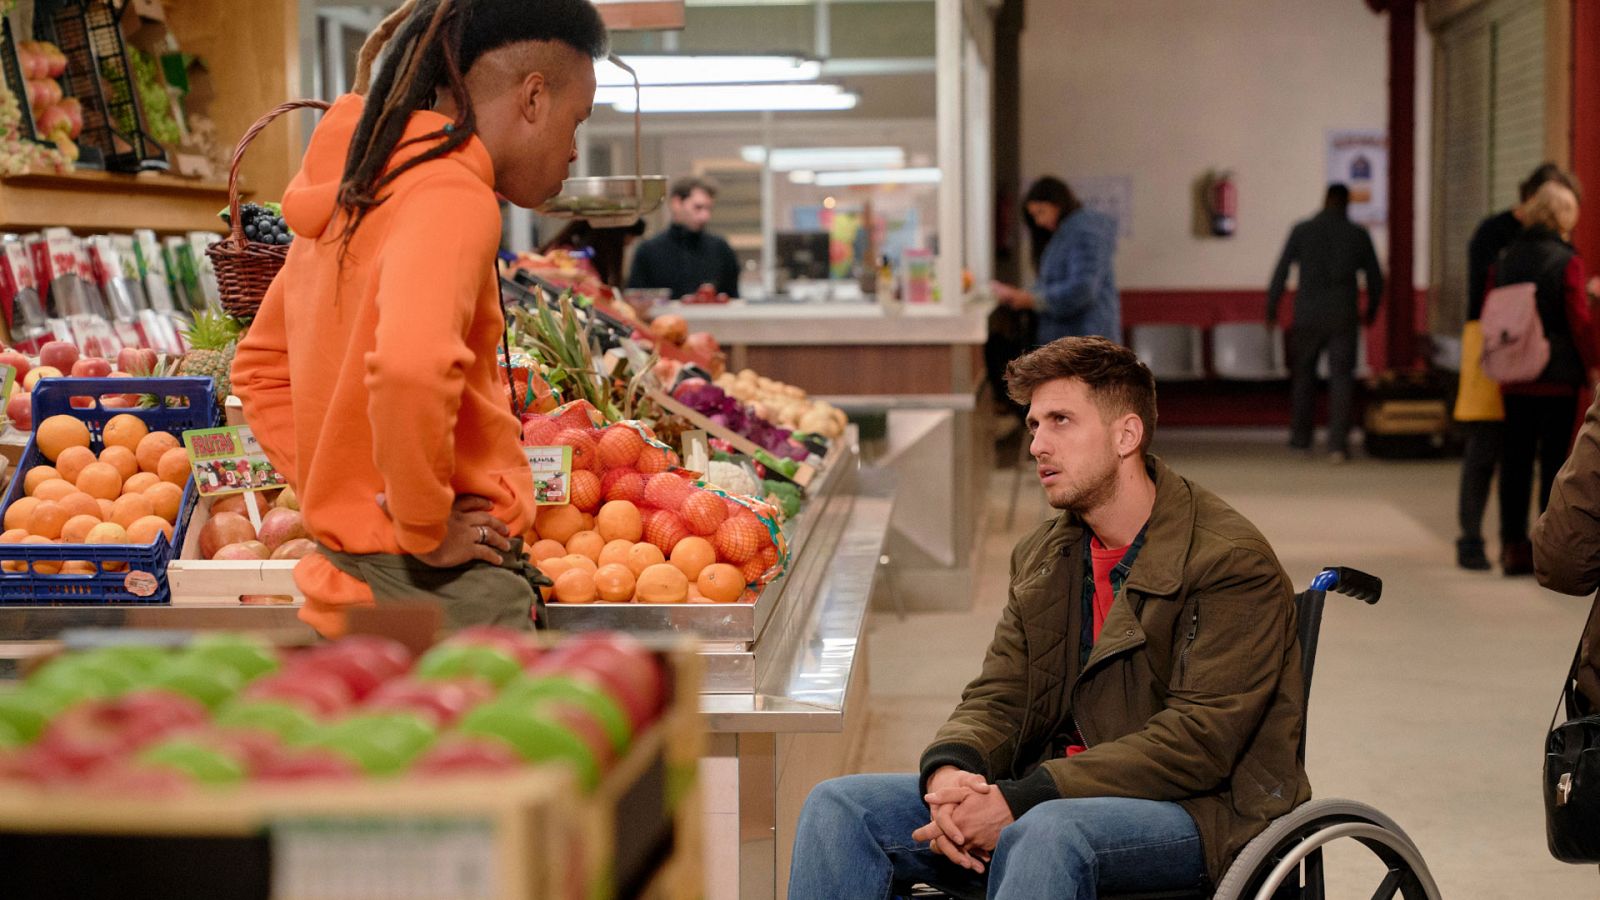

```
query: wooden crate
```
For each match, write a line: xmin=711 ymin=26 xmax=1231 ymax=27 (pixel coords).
xmin=0 ymin=644 xmax=703 ymax=900
xmin=165 ymin=495 xmax=303 ymax=604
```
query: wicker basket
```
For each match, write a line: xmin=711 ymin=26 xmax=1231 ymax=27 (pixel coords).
xmin=207 ymin=99 xmax=330 ymax=320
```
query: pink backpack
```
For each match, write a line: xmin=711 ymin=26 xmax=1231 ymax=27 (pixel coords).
xmin=1479 ymin=282 xmax=1549 ymax=384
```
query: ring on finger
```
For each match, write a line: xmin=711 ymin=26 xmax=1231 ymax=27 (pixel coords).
xmin=477 ymin=525 xmax=488 ymax=544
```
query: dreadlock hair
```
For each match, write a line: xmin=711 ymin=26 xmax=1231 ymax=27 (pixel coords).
xmin=336 ymin=0 xmax=609 ymax=250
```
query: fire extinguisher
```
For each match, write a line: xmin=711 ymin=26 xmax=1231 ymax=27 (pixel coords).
xmin=1206 ymin=170 xmax=1237 ymax=237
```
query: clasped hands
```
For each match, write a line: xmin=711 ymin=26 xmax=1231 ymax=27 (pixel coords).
xmin=913 ymin=766 xmax=1016 ymax=874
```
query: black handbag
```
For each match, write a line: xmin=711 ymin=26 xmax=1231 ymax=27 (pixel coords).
xmin=1544 ymin=644 xmax=1600 ymax=863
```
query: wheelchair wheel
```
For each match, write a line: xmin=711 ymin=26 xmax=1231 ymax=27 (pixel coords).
xmin=1212 ymin=799 xmax=1441 ymax=900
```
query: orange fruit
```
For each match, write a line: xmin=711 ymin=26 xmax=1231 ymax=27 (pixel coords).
xmin=0 ymin=528 xmax=26 ymax=543
xmin=565 ymin=530 xmax=604 ymax=563
xmin=535 ymin=556 xmax=574 ymax=599
xmin=54 ymin=446 xmax=96 ymax=484
xmin=4 ymin=497 xmax=40 ymax=532
xmin=687 ymin=586 xmax=713 ymax=604
xmin=122 ymin=472 xmax=159 ymax=495
xmin=669 ymin=536 xmax=716 ymax=581
xmin=552 ymin=568 xmax=598 ymax=603
xmin=35 ymin=415 xmax=90 ymax=462
xmin=597 ymin=539 xmax=634 ymax=570
xmin=561 ymin=554 xmax=598 ymax=576
xmin=21 ymin=535 xmax=60 ymax=574
xmin=76 ymin=462 xmax=123 ymax=501
xmin=127 ymin=515 xmax=173 ymax=545
xmin=157 ymin=447 xmax=191 ymax=486
xmin=625 ymin=542 xmax=666 ymax=577
xmin=110 ymin=493 xmax=155 ymax=529
xmin=85 ymin=522 xmax=129 ymax=544
xmin=98 ymin=445 xmax=138 ymax=483
xmin=530 ymin=539 xmax=567 ymax=563
xmin=26 ymin=500 xmax=69 ymax=539
xmin=102 ymin=413 xmax=148 ymax=452
xmin=580 ymin=513 xmax=595 ymax=533
xmin=697 ymin=563 xmax=747 ymax=603
xmin=594 ymin=563 xmax=636 ymax=602
xmin=31 ymin=478 xmax=76 ymax=503
xmin=136 ymin=431 xmax=180 ymax=474
xmin=595 ymin=501 xmax=643 ymax=543
xmin=635 ymin=563 xmax=689 ymax=604
xmin=97 ymin=498 xmax=115 ymax=521
xmin=23 ymin=465 xmax=60 ymax=496
xmin=60 ymin=514 xmax=100 ymax=544
xmin=143 ymin=482 xmax=183 ymax=523
xmin=58 ymin=492 xmax=101 ymax=521
xmin=536 ymin=504 xmax=584 ymax=545
xmin=60 ymin=560 xmax=97 ymax=575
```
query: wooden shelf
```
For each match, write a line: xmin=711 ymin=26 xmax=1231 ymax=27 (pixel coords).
xmin=0 ymin=168 xmax=233 ymax=234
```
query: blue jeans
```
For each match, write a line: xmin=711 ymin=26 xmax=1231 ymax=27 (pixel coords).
xmin=788 ymin=774 xmax=1206 ymax=900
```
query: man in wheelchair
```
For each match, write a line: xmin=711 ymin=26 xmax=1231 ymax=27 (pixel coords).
xmin=790 ymin=337 xmax=1311 ymax=899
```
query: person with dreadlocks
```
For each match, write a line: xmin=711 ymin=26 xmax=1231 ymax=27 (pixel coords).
xmin=232 ymin=0 xmax=608 ymax=637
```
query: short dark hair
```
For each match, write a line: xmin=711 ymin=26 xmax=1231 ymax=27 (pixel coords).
xmin=670 ymin=177 xmax=718 ymax=201
xmin=1005 ymin=337 xmax=1158 ymax=453
xmin=1520 ymin=162 xmax=1581 ymax=203
xmin=1325 ymin=184 xmax=1351 ymax=208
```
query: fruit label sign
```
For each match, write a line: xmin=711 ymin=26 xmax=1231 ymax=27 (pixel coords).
xmin=182 ymin=425 xmax=287 ymax=497
xmin=271 ymin=817 xmax=497 ymax=898
xmin=525 ymin=445 xmax=572 ymax=506
xmin=0 ymin=365 xmax=15 ymax=405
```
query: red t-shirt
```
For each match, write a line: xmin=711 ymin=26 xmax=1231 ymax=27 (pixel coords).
xmin=1089 ymin=535 xmax=1126 ymax=642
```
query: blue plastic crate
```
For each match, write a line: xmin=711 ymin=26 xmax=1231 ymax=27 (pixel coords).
xmin=0 ymin=377 xmax=217 ymax=604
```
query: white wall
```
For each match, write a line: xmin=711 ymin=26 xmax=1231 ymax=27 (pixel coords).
xmin=1020 ymin=0 xmax=1432 ymax=290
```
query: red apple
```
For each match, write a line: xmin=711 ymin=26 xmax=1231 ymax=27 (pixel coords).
xmin=213 ymin=541 xmax=270 ymax=561
xmin=0 ymin=744 xmax=79 ymax=785
xmin=270 ymin=538 xmax=316 ymax=560
xmin=285 ymin=636 xmax=412 ymax=701
xmin=200 ymin=512 xmax=256 ymax=559
xmin=363 ymin=677 xmax=493 ymax=728
xmin=70 ymin=357 xmax=111 ymax=378
xmin=38 ymin=340 xmax=79 ymax=373
xmin=0 ymin=349 xmax=32 ymax=382
xmin=117 ymin=346 xmax=156 ymax=375
xmin=6 ymin=390 xmax=31 ymax=431
xmin=83 ymin=759 xmax=194 ymax=796
xmin=531 ymin=633 xmax=666 ymax=730
xmin=446 ymin=625 xmax=544 ymax=669
xmin=55 ymin=97 xmax=81 ymax=138
xmin=256 ymin=508 xmax=307 ymax=552
xmin=252 ymin=744 xmax=363 ymax=782
xmin=34 ymin=690 xmax=209 ymax=774
xmin=410 ymin=734 xmax=524 ymax=778
xmin=242 ymin=670 xmax=353 ymax=718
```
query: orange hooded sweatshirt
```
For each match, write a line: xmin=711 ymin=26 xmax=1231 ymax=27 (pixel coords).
xmin=233 ymin=95 xmax=534 ymax=637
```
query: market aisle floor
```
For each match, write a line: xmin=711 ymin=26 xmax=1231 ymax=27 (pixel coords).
xmin=855 ymin=430 xmax=1596 ymax=899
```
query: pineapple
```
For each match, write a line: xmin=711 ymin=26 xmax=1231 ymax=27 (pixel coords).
xmin=177 ymin=310 xmax=243 ymax=402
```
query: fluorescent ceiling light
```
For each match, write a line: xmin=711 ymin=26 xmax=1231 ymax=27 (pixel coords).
xmin=811 ymin=167 xmax=943 ymax=187
xmin=741 ymin=146 xmax=906 ymax=171
xmin=597 ymin=84 xmax=859 ymax=113
xmin=597 ymin=55 xmax=821 ymax=87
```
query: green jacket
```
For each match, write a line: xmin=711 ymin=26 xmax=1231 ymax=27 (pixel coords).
xmin=920 ymin=458 xmax=1311 ymax=883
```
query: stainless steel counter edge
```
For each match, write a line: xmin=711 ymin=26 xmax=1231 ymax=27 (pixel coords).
xmin=699 ymin=467 xmax=895 ymax=734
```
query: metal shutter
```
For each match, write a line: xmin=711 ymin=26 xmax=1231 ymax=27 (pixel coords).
xmin=1490 ymin=2 xmax=1547 ymax=209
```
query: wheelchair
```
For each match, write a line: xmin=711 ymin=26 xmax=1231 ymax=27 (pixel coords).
xmin=911 ymin=566 xmax=1442 ymax=900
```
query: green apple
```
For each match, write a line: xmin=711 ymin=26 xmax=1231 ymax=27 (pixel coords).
xmin=458 ymin=703 xmax=600 ymax=791
xmin=137 ymin=739 xmax=247 ymax=785
xmin=149 ymin=656 xmax=245 ymax=709
xmin=84 ymin=645 xmax=170 ymax=678
xmin=308 ymin=712 xmax=438 ymax=776
xmin=214 ymin=700 xmax=319 ymax=744
xmin=0 ymin=717 xmax=21 ymax=748
xmin=28 ymin=656 xmax=138 ymax=702
xmin=187 ymin=635 xmax=280 ymax=682
xmin=499 ymin=675 xmax=631 ymax=753
xmin=415 ymin=645 xmax=521 ymax=688
xmin=0 ymin=689 xmax=62 ymax=743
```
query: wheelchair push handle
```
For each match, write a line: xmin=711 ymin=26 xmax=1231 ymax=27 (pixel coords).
xmin=1309 ymin=566 xmax=1382 ymax=604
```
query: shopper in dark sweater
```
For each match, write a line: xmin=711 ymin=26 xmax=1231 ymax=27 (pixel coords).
xmin=1455 ymin=163 xmax=1574 ymax=571
xmin=1495 ymin=182 xmax=1599 ymax=575
xmin=1266 ymin=184 xmax=1384 ymax=460
xmin=626 ymin=176 xmax=740 ymax=298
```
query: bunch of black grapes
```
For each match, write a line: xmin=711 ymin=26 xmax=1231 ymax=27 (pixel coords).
xmin=240 ymin=203 xmax=292 ymax=246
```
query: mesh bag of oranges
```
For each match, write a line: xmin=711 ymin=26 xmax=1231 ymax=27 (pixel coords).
xmin=0 ymin=377 xmax=217 ymax=602
xmin=519 ymin=402 xmax=788 ymax=605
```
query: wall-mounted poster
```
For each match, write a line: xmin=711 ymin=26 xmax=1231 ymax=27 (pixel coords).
xmin=1326 ymin=129 xmax=1388 ymax=225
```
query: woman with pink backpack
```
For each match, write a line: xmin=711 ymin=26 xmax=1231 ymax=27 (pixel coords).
xmin=1482 ymin=182 xmax=1600 ymax=575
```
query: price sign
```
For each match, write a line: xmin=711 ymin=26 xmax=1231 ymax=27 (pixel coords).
xmin=182 ymin=425 xmax=287 ymax=498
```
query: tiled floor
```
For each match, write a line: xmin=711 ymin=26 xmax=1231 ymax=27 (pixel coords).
xmin=855 ymin=430 xmax=1598 ymax=898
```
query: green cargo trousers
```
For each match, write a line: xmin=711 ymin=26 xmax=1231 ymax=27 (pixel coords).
xmin=320 ymin=538 xmax=552 ymax=631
